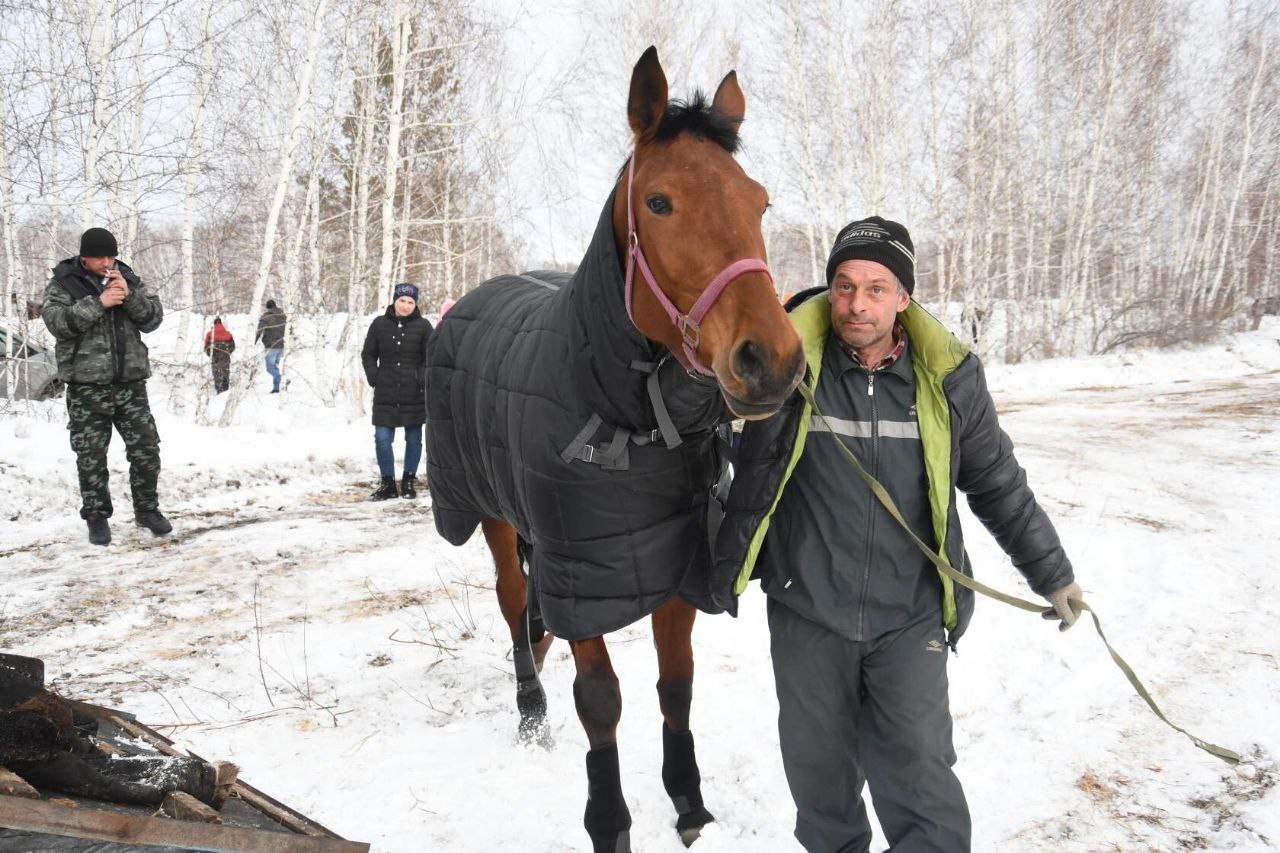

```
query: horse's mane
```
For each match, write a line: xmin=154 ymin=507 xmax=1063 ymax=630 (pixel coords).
xmin=618 ymin=92 xmax=742 ymax=182
xmin=652 ymin=91 xmax=741 ymax=152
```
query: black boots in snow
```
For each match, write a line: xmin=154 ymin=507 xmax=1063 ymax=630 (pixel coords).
xmin=400 ymin=474 xmax=417 ymax=499
xmin=86 ymin=510 xmax=171 ymax=543
xmin=369 ymin=476 xmax=398 ymax=501
xmin=135 ymin=510 xmax=173 ymax=536
xmin=371 ymin=474 xmax=422 ymax=501
xmin=86 ymin=513 xmax=110 ymax=546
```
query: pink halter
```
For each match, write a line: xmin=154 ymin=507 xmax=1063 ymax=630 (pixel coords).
xmin=623 ymin=154 xmax=772 ymax=375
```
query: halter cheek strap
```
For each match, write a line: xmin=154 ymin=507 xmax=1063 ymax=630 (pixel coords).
xmin=622 ymin=155 xmax=773 ymax=376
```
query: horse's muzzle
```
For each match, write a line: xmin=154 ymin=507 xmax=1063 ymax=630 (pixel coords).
xmin=721 ymin=339 xmax=805 ymax=420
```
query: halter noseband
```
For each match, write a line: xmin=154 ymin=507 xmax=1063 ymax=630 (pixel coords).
xmin=623 ymin=154 xmax=772 ymax=376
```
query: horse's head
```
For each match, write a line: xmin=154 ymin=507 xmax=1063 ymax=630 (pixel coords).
xmin=613 ymin=47 xmax=804 ymax=420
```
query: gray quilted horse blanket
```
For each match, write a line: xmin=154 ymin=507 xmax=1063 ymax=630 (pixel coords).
xmin=425 ymin=195 xmax=729 ymax=640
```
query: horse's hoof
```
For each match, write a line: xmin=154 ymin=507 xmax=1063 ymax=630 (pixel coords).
xmin=517 ymin=717 xmax=553 ymax=749
xmin=676 ymin=807 xmax=714 ymax=847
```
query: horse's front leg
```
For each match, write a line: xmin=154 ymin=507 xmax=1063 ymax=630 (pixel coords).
xmin=653 ymin=597 xmax=715 ymax=847
xmin=571 ymin=637 xmax=631 ymax=853
xmin=481 ymin=518 xmax=552 ymax=746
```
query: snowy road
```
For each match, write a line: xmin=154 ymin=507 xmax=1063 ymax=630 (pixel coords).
xmin=2 ymin=332 xmax=1278 ymax=851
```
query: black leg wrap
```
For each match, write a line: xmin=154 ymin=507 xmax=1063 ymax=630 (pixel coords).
xmin=517 ymin=537 xmax=547 ymax=644
xmin=514 ymin=606 xmax=551 ymax=748
xmin=584 ymin=744 xmax=632 ymax=853
xmin=662 ymin=724 xmax=715 ymax=846
xmin=528 ymin=610 xmax=546 ymax=645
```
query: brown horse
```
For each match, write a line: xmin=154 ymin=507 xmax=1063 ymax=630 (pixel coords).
xmin=425 ymin=48 xmax=803 ymax=852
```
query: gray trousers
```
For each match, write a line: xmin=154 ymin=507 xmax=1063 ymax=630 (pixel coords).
xmin=768 ymin=599 xmax=970 ymax=853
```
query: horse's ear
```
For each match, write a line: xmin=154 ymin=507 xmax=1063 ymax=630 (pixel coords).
xmin=711 ymin=70 xmax=746 ymax=129
xmin=628 ymin=46 xmax=668 ymax=142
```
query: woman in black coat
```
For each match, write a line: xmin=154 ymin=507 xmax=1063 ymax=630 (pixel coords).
xmin=360 ymin=282 xmax=433 ymax=500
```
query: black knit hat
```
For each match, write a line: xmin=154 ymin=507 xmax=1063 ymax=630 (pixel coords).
xmin=79 ymin=227 xmax=118 ymax=258
xmin=825 ymin=216 xmax=915 ymax=294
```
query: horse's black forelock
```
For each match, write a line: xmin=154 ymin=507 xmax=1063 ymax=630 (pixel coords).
xmin=614 ymin=91 xmax=743 ymax=182
xmin=653 ymin=90 xmax=741 ymax=153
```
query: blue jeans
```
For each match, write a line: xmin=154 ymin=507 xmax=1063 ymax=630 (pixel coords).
xmin=264 ymin=348 xmax=283 ymax=391
xmin=375 ymin=425 xmax=422 ymax=477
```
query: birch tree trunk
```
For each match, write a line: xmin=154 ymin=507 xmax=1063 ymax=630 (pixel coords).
xmin=119 ymin=7 xmax=147 ymax=260
xmin=172 ymin=0 xmax=216 ymax=398
xmin=81 ymin=0 xmax=116 ymax=229
xmin=0 ymin=133 xmax=13 ymax=362
xmin=1202 ymin=37 xmax=1269 ymax=314
xmin=376 ymin=0 xmax=411 ymax=307
xmin=342 ymin=30 xmax=378 ymax=352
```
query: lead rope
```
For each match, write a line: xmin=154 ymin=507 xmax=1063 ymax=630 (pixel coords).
xmin=798 ymin=382 xmax=1241 ymax=764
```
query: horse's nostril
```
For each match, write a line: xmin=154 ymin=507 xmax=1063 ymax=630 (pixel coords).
xmin=732 ymin=339 xmax=769 ymax=386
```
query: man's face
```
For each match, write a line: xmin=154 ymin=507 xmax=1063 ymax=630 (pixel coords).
xmin=828 ymin=259 xmax=910 ymax=354
xmin=394 ymin=295 xmax=417 ymax=317
xmin=82 ymin=256 xmax=115 ymax=277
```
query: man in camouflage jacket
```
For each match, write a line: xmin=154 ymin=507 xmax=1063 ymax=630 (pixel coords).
xmin=41 ymin=227 xmax=172 ymax=545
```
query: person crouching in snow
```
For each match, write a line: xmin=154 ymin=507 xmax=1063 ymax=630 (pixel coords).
xmin=361 ymin=282 xmax=433 ymax=500
xmin=203 ymin=317 xmax=235 ymax=394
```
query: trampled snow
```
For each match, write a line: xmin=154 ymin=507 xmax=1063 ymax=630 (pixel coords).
xmin=1 ymin=313 xmax=1277 ymax=851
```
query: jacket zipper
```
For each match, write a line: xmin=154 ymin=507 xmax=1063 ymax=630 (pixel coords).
xmin=856 ymin=372 xmax=878 ymax=640
xmin=113 ymin=310 xmax=126 ymax=382
xmin=395 ymin=321 xmax=403 ymax=408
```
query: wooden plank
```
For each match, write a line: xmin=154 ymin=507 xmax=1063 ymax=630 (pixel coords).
xmin=0 ymin=796 xmax=371 ymax=853
xmin=0 ymin=766 xmax=39 ymax=799
xmin=158 ymin=791 xmax=222 ymax=823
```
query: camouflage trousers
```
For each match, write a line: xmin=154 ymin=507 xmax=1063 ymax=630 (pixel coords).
xmin=65 ymin=381 xmax=162 ymax=519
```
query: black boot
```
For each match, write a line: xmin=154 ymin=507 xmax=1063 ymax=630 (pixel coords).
xmin=584 ymin=744 xmax=632 ymax=853
xmin=400 ymin=474 xmax=417 ymax=499
xmin=369 ymin=476 xmax=398 ymax=501
xmin=135 ymin=510 xmax=173 ymax=536
xmin=86 ymin=513 xmax=111 ymax=546
xmin=662 ymin=724 xmax=714 ymax=846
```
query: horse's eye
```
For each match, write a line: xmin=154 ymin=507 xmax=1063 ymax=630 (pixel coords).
xmin=646 ymin=195 xmax=673 ymax=215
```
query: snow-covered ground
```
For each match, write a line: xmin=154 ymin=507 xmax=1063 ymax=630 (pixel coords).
xmin=2 ymin=316 xmax=1278 ymax=852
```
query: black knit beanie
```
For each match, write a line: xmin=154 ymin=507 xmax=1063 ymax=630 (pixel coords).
xmin=825 ymin=216 xmax=915 ymax=294
xmin=79 ymin=227 xmax=118 ymax=258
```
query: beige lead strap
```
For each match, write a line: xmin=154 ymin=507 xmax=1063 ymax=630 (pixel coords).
xmin=798 ymin=382 xmax=1241 ymax=765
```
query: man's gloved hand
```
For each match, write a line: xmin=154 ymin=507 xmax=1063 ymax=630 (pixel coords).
xmin=1041 ymin=581 xmax=1084 ymax=631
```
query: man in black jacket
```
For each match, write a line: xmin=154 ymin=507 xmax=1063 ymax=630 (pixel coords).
xmin=361 ymin=283 xmax=433 ymax=500
xmin=712 ymin=217 xmax=1082 ymax=853
xmin=254 ymin=299 xmax=286 ymax=393
xmin=41 ymin=227 xmax=171 ymax=545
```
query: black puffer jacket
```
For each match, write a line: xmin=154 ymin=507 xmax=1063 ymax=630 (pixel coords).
xmin=712 ymin=290 xmax=1074 ymax=646
xmin=361 ymin=307 xmax=433 ymax=427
